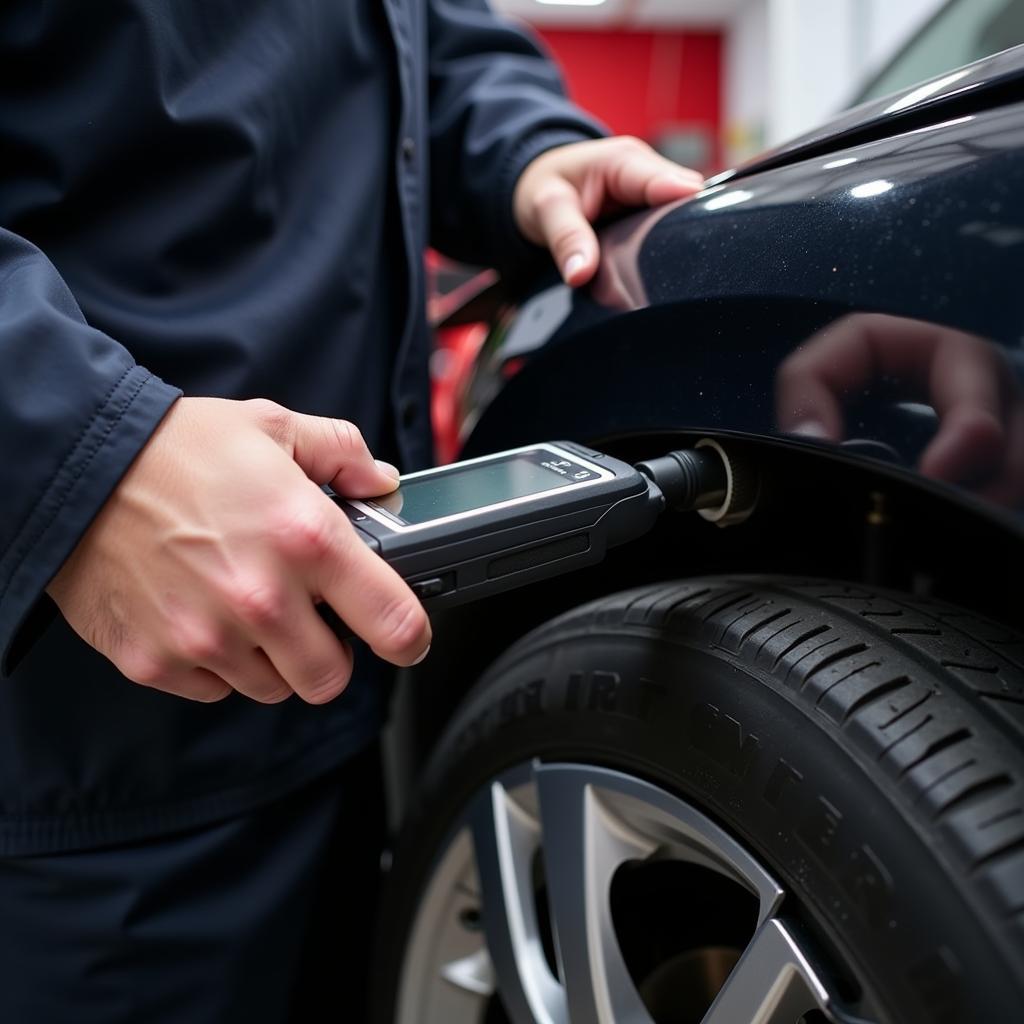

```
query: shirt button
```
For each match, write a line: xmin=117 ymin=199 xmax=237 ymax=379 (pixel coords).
xmin=401 ymin=137 xmax=416 ymax=163
xmin=400 ymin=397 xmax=418 ymax=428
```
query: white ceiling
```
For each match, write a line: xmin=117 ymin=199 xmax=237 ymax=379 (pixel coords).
xmin=492 ymin=0 xmax=746 ymax=28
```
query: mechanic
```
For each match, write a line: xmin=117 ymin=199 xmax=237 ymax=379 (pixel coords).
xmin=0 ymin=1 xmax=703 ymax=1020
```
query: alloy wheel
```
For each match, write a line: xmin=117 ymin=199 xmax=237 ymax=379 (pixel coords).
xmin=395 ymin=761 xmax=865 ymax=1024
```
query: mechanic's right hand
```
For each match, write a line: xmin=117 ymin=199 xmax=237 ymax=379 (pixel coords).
xmin=46 ymin=397 xmax=431 ymax=704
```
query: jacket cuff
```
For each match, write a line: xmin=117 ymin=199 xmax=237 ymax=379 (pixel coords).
xmin=494 ymin=127 xmax=607 ymax=286
xmin=0 ymin=369 xmax=181 ymax=676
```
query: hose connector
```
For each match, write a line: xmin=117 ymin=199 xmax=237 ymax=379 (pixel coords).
xmin=693 ymin=438 xmax=759 ymax=527
xmin=634 ymin=447 xmax=727 ymax=512
xmin=635 ymin=440 xmax=759 ymax=527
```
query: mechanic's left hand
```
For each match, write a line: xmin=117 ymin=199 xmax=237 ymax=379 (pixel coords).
xmin=513 ymin=137 xmax=704 ymax=287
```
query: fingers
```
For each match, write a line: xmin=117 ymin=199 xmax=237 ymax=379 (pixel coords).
xmin=257 ymin=491 xmax=429 ymax=681
xmin=775 ymin=315 xmax=875 ymax=439
xmin=209 ymin=647 xmax=294 ymax=704
xmin=530 ymin=176 xmax=601 ymax=286
xmin=600 ymin=140 xmax=705 ymax=208
xmin=306 ymin=501 xmax=431 ymax=668
xmin=138 ymin=499 xmax=388 ymax=704
xmin=317 ymin=550 xmax=431 ymax=669
xmin=53 ymin=394 xmax=424 ymax=709
xmin=774 ymin=365 xmax=846 ymax=441
xmin=776 ymin=313 xmax=1018 ymax=496
xmin=248 ymin=590 xmax=357 ymax=705
xmin=513 ymin=137 xmax=703 ymax=287
xmin=121 ymin=584 xmax=353 ymax=705
xmin=124 ymin=608 xmax=322 ymax=703
xmin=115 ymin=646 xmax=234 ymax=703
xmin=250 ymin=399 xmax=400 ymax=497
xmin=223 ymin=406 xmax=425 ymax=697
xmin=920 ymin=333 xmax=1007 ymax=483
xmin=150 ymin=670 xmax=234 ymax=703
xmin=291 ymin=412 xmax=400 ymax=496
xmin=978 ymin=402 xmax=1024 ymax=507
xmin=920 ymin=404 xmax=1005 ymax=484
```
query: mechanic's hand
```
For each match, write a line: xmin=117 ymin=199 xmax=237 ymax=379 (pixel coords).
xmin=46 ymin=397 xmax=431 ymax=704
xmin=776 ymin=313 xmax=1024 ymax=506
xmin=513 ymin=136 xmax=703 ymax=287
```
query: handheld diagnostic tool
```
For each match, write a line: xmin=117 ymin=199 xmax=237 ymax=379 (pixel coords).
xmin=321 ymin=439 xmax=740 ymax=636
xmin=330 ymin=442 xmax=663 ymax=618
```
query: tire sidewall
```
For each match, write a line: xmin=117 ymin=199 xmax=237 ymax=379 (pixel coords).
xmin=376 ymin=620 xmax=1018 ymax=1024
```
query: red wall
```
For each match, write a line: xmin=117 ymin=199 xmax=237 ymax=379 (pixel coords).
xmin=535 ymin=28 xmax=722 ymax=170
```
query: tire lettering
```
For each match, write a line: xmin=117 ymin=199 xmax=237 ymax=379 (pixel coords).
xmin=838 ymin=842 xmax=895 ymax=931
xmin=797 ymin=796 xmax=843 ymax=868
xmin=763 ymin=762 xmax=897 ymax=932
xmin=762 ymin=758 xmax=803 ymax=810
xmin=588 ymin=671 xmax=619 ymax=712
xmin=560 ymin=670 xmax=665 ymax=721
xmin=565 ymin=672 xmax=583 ymax=711
xmin=499 ymin=679 xmax=544 ymax=723
xmin=689 ymin=702 xmax=760 ymax=779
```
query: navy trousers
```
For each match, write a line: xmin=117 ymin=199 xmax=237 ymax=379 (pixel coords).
xmin=0 ymin=742 xmax=385 ymax=1023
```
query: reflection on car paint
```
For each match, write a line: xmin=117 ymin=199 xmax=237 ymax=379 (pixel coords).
xmin=460 ymin=90 xmax=1024 ymax=521
xmin=776 ymin=314 xmax=1024 ymax=509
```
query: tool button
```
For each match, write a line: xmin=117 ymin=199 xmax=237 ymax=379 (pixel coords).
xmin=410 ymin=574 xmax=454 ymax=599
xmin=342 ymin=504 xmax=369 ymax=524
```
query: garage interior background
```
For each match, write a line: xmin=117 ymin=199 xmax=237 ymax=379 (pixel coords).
xmin=493 ymin=0 xmax=950 ymax=174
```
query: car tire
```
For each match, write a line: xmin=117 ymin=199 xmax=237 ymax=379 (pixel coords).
xmin=373 ymin=577 xmax=1024 ymax=1024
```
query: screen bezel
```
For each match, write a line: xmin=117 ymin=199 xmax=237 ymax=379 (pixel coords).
xmin=349 ymin=443 xmax=615 ymax=533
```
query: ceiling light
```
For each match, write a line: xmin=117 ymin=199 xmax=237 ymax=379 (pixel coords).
xmin=850 ymin=180 xmax=893 ymax=199
xmin=883 ymin=69 xmax=971 ymax=114
xmin=704 ymin=189 xmax=754 ymax=211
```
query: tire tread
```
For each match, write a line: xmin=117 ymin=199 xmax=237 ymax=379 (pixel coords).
xmin=519 ymin=576 xmax=1024 ymax=896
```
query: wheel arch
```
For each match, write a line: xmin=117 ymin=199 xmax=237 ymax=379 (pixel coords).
xmin=397 ymin=412 xmax=1023 ymax=789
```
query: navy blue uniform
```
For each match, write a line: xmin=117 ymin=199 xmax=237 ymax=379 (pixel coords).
xmin=0 ymin=0 xmax=601 ymax=1017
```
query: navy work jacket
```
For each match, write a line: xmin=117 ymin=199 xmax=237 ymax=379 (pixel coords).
xmin=0 ymin=0 xmax=602 ymax=854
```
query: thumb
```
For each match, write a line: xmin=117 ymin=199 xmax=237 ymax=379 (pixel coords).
xmin=532 ymin=180 xmax=600 ymax=286
xmin=285 ymin=411 xmax=400 ymax=497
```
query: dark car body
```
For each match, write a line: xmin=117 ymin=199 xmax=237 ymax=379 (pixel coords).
xmin=396 ymin=46 xmax=1024 ymax=772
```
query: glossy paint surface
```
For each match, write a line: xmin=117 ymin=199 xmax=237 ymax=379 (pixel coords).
xmin=464 ymin=88 xmax=1024 ymax=527
xmin=729 ymin=41 xmax=1024 ymax=179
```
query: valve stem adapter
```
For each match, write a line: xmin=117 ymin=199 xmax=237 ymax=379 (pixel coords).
xmin=635 ymin=440 xmax=759 ymax=527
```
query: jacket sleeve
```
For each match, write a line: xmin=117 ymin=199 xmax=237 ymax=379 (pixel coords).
xmin=426 ymin=0 xmax=607 ymax=275
xmin=0 ymin=228 xmax=181 ymax=675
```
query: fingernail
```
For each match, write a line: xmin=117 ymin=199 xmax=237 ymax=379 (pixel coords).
xmin=563 ymin=252 xmax=586 ymax=282
xmin=411 ymin=644 xmax=431 ymax=666
xmin=790 ymin=420 xmax=830 ymax=440
xmin=374 ymin=459 xmax=401 ymax=481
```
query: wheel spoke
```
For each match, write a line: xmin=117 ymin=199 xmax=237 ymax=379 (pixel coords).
xmin=701 ymin=918 xmax=833 ymax=1024
xmin=441 ymin=947 xmax=497 ymax=997
xmin=535 ymin=764 xmax=657 ymax=1024
xmin=470 ymin=779 xmax=567 ymax=1024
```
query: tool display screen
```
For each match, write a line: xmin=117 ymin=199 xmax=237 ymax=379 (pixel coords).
xmin=368 ymin=450 xmax=600 ymax=526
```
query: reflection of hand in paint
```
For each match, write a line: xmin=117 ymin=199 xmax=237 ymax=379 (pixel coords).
xmin=776 ymin=313 xmax=1024 ymax=506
